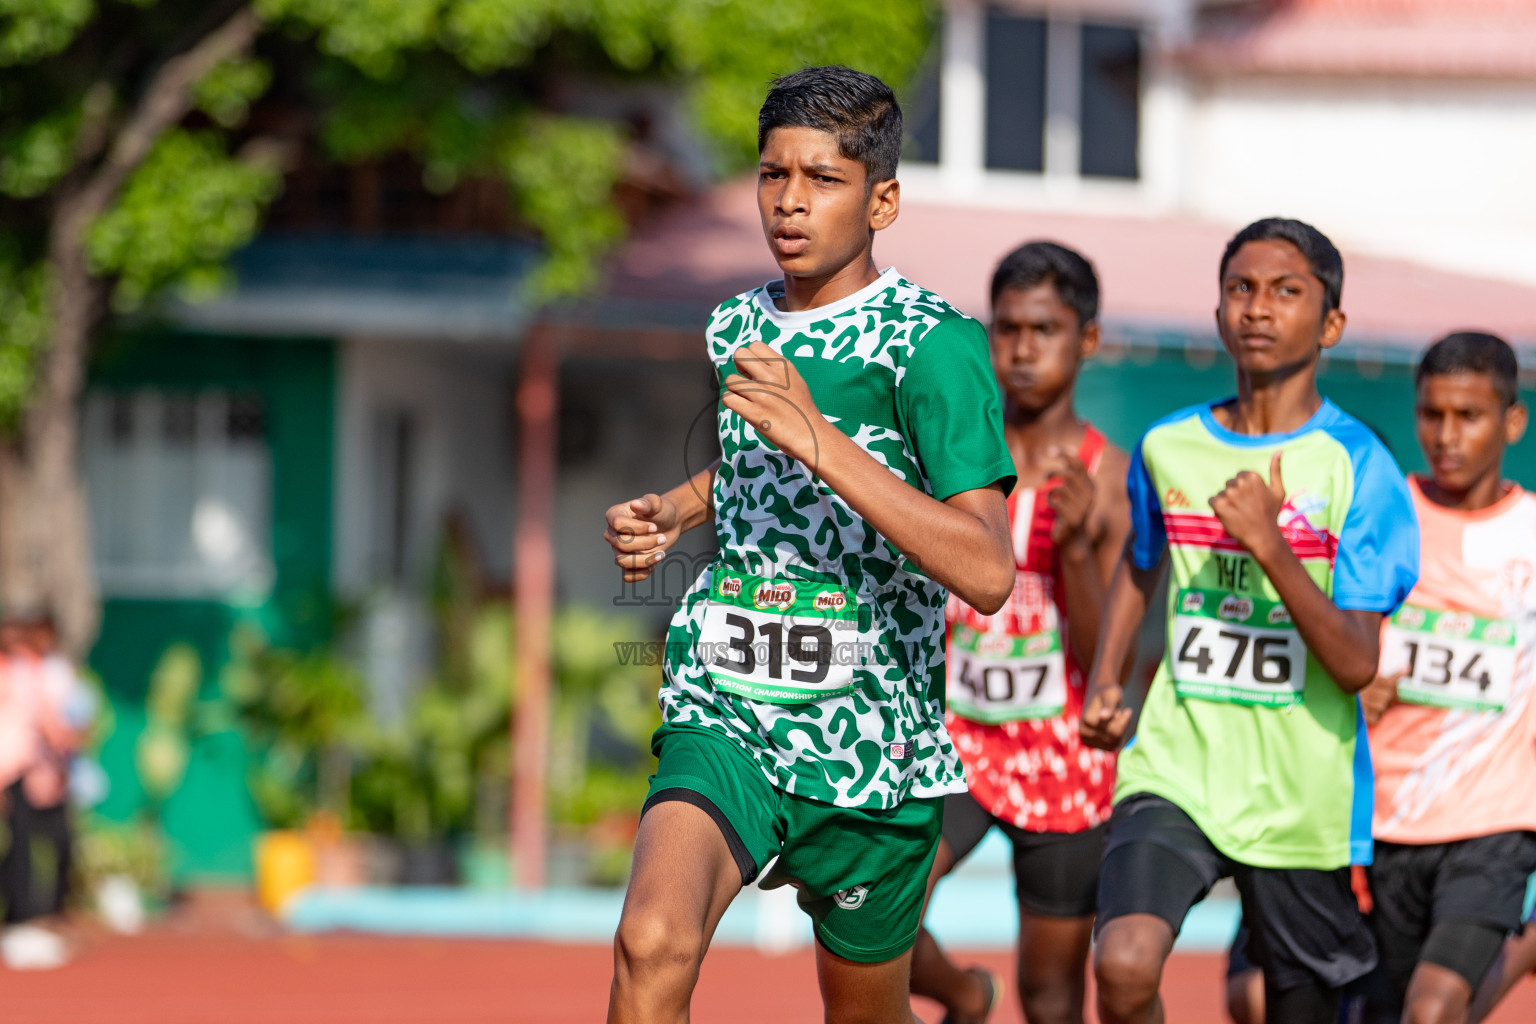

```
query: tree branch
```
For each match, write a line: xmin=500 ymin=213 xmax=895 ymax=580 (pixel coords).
xmin=59 ymin=4 xmax=262 ymax=243
xmin=70 ymin=82 xmax=116 ymax=170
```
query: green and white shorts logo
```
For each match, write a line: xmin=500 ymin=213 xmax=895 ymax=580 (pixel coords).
xmin=834 ymin=885 xmax=869 ymax=910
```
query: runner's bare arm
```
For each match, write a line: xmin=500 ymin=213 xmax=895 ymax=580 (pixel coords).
xmin=1080 ymin=542 xmax=1164 ymax=749
xmin=1054 ymin=443 xmax=1132 ymax=673
xmin=1209 ymin=451 xmax=1381 ymax=691
xmin=604 ymin=461 xmax=719 ymax=583
xmin=722 ymin=342 xmax=1013 ymax=613
xmin=1043 ymin=448 xmax=1101 ymax=669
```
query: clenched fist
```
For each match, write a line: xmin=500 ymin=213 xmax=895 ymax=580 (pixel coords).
xmin=605 ymin=493 xmax=679 ymax=583
xmin=1041 ymin=446 xmax=1095 ymax=546
xmin=1209 ymin=450 xmax=1287 ymax=561
xmin=1081 ymin=682 xmax=1133 ymax=750
xmin=721 ymin=341 xmax=827 ymax=467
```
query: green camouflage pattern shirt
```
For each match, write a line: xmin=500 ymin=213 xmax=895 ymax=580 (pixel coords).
xmin=659 ymin=268 xmax=1015 ymax=808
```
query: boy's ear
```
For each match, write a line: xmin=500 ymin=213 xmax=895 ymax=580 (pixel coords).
xmin=1079 ymin=320 xmax=1101 ymax=359
xmin=1506 ymin=401 xmax=1529 ymax=446
xmin=1318 ymin=308 xmax=1347 ymax=350
xmin=868 ymin=178 xmax=899 ymax=232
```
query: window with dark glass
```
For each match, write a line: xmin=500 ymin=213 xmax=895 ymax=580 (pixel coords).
xmin=1079 ymin=24 xmax=1141 ymax=179
xmin=904 ymin=36 xmax=943 ymax=164
xmin=983 ymin=12 xmax=1047 ymax=172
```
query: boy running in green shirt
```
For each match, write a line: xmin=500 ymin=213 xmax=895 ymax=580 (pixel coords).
xmin=1081 ymin=218 xmax=1420 ymax=1024
xmin=603 ymin=66 xmax=1017 ymax=1024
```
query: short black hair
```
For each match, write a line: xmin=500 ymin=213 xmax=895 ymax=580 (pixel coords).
xmin=758 ymin=65 xmax=903 ymax=185
xmin=1417 ymin=331 xmax=1521 ymax=408
xmin=1219 ymin=217 xmax=1344 ymax=314
xmin=990 ymin=240 xmax=1100 ymax=327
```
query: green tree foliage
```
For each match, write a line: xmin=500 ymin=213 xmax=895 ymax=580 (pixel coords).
xmin=87 ymin=130 xmax=284 ymax=308
xmin=0 ymin=0 xmax=935 ymax=416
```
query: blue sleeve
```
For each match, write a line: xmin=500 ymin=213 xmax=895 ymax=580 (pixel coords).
xmin=1331 ymin=435 xmax=1420 ymax=612
xmin=1128 ymin=441 xmax=1166 ymax=570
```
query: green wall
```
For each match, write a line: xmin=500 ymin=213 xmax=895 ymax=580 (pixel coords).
xmin=87 ymin=330 xmax=335 ymax=881
xmin=1078 ymin=346 xmax=1536 ymax=485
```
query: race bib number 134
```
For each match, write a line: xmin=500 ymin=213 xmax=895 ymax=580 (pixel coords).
xmin=1383 ymin=604 xmax=1515 ymax=713
xmin=1171 ymin=588 xmax=1307 ymax=707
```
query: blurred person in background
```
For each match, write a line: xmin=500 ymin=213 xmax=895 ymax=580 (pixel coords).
xmin=910 ymin=241 xmax=1129 ymax=1024
xmin=0 ymin=611 xmax=95 ymax=970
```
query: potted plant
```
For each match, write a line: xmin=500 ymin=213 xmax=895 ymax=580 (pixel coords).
xmin=547 ymin=607 xmax=661 ymax=887
xmin=223 ymin=627 xmax=369 ymax=904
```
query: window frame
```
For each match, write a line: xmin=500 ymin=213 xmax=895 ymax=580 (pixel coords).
xmin=83 ymin=388 xmax=277 ymax=600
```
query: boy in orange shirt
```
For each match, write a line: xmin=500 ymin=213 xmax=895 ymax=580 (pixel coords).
xmin=1359 ymin=331 xmax=1536 ymax=1023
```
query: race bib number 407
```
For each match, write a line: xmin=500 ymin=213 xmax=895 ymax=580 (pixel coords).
xmin=699 ymin=568 xmax=866 ymax=705
xmin=1171 ymin=588 xmax=1307 ymax=707
xmin=947 ymin=625 xmax=1067 ymax=723
xmin=1383 ymin=604 xmax=1515 ymax=713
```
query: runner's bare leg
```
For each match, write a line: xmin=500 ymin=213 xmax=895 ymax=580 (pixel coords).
xmin=608 ymin=801 xmax=744 ymax=1024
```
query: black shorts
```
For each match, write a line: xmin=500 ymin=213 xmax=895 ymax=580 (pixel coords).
xmin=1096 ymin=792 xmax=1377 ymax=991
xmin=1227 ymin=920 xmax=1257 ymax=978
xmin=941 ymin=789 xmax=1105 ymax=918
xmin=1368 ymin=831 xmax=1536 ymax=994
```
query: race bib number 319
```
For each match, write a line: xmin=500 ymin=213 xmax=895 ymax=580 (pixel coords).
xmin=1383 ymin=604 xmax=1515 ymax=713
xmin=1171 ymin=588 xmax=1307 ymax=707
xmin=699 ymin=568 xmax=865 ymax=705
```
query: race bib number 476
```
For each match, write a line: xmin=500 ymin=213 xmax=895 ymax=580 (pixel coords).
xmin=699 ymin=568 xmax=866 ymax=705
xmin=1171 ymin=588 xmax=1307 ymax=707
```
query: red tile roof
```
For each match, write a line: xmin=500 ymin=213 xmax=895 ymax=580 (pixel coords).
xmin=607 ymin=177 xmax=1536 ymax=349
xmin=1184 ymin=0 xmax=1536 ymax=79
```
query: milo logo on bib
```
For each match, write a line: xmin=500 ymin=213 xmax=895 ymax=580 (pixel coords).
xmin=1433 ymin=611 xmax=1475 ymax=639
xmin=717 ymin=575 xmax=743 ymax=599
xmin=753 ymin=582 xmax=797 ymax=610
xmin=978 ymin=632 xmax=1015 ymax=658
xmin=1218 ymin=595 xmax=1253 ymax=622
xmin=1484 ymin=620 xmax=1515 ymax=645
xmin=1181 ymin=591 xmax=1205 ymax=614
xmin=814 ymin=591 xmax=847 ymax=613
xmin=1024 ymin=634 xmax=1055 ymax=656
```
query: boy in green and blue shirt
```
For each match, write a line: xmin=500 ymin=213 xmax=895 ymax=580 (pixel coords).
xmin=1081 ymin=218 xmax=1420 ymax=1024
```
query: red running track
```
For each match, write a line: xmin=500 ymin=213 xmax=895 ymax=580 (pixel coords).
xmin=2 ymin=934 xmax=1534 ymax=1023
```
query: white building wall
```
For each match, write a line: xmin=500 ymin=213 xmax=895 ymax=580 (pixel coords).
xmin=334 ymin=340 xmax=718 ymax=654
xmin=552 ymin=358 xmax=720 ymax=628
xmin=1181 ymin=76 xmax=1536 ymax=287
